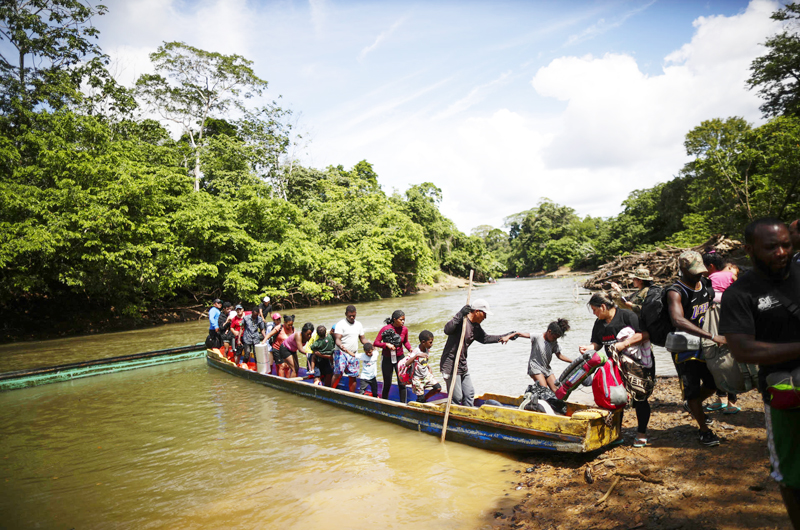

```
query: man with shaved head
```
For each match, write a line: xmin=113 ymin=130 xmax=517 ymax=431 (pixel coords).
xmin=720 ymin=218 xmax=800 ymax=528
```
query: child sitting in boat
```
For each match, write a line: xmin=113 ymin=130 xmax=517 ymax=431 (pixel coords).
xmin=515 ymin=319 xmax=572 ymax=393
xmin=402 ymin=330 xmax=442 ymax=403
xmin=357 ymin=342 xmax=379 ymax=397
xmin=310 ymin=325 xmax=336 ymax=386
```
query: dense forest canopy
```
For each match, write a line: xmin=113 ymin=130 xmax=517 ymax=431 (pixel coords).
xmin=0 ymin=1 xmax=798 ymax=338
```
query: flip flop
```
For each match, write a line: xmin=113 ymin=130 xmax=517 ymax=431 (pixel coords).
xmin=633 ymin=437 xmax=648 ymax=448
xmin=704 ymin=402 xmax=726 ymax=412
xmin=723 ymin=405 xmax=741 ymax=414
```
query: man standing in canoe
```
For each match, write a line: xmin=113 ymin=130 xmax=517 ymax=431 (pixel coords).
xmin=440 ymin=299 xmax=517 ymax=407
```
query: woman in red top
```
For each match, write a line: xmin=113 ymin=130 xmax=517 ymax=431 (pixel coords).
xmin=373 ymin=310 xmax=413 ymax=403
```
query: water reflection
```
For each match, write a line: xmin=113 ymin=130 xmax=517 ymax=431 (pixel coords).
xmin=0 ymin=361 xmax=515 ymax=529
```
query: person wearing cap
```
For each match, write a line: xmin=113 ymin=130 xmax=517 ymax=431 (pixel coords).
xmin=208 ymin=298 xmax=223 ymax=347
xmin=230 ymin=305 xmax=246 ymax=356
xmin=440 ymin=299 xmax=517 ymax=407
xmin=609 ymin=268 xmax=653 ymax=316
xmin=257 ymin=296 xmax=272 ymax=321
xmin=217 ymin=302 xmax=235 ymax=357
xmin=667 ymin=250 xmax=726 ymax=447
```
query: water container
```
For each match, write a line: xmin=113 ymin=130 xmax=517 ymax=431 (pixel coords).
xmin=665 ymin=331 xmax=701 ymax=353
xmin=255 ymin=343 xmax=269 ymax=374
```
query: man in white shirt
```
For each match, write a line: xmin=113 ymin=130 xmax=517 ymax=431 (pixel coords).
xmin=333 ymin=305 xmax=368 ymax=392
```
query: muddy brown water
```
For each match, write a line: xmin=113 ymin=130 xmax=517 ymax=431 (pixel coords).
xmin=0 ymin=278 xmax=678 ymax=528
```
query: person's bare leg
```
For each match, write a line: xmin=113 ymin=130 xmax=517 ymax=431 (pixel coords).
xmin=545 ymin=374 xmax=559 ymax=393
xmin=689 ymin=387 xmax=717 ymax=430
xmin=348 ymin=377 xmax=357 ymax=393
xmin=331 ymin=375 xmax=342 ymax=389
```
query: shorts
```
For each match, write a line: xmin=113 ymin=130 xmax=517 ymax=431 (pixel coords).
xmin=764 ymin=404 xmax=800 ymax=489
xmin=316 ymin=356 xmax=334 ymax=376
xmin=359 ymin=377 xmax=378 ymax=396
xmin=333 ymin=350 xmax=359 ymax=377
xmin=672 ymin=356 xmax=716 ymax=401
xmin=275 ymin=344 xmax=295 ymax=364
xmin=411 ymin=371 xmax=441 ymax=396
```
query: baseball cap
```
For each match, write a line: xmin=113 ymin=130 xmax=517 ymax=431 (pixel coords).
xmin=471 ymin=299 xmax=493 ymax=316
xmin=271 ymin=312 xmax=281 ymax=320
xmin=235 ymin=304 xmax=243 ymax=310
xmin=678 ymin=250 xmax=708 ymax=275
xmin=213 ymin=298 xmax=222 ymax=304
xmin=263 ymin=296 xmax=270 ymax=303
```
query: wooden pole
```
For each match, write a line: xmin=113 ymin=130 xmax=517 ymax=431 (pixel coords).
xmin=440 ymin=269 xmax=474 ymax=443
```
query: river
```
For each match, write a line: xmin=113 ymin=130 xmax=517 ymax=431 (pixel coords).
xmin=0 ymin=277 xmax=677 ymax=528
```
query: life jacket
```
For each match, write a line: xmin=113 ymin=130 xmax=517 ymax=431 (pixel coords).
xmin=555 ymin=350 xmax=607 ymax=401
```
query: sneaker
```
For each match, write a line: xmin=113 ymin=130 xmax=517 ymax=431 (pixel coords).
xmin=699 ymin=430 xmax=720 ymax=446
xmin=682 ymin=401 xmax=690 ymax=413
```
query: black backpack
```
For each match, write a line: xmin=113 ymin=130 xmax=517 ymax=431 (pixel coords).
xmin=641 ymin=279 xmax=715 ymax=347
xmin=640 ymin=285 xmax=673 ymax=347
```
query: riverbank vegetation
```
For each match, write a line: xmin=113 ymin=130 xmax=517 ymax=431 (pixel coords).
xmin=1 ymin=2 xmax=798 ymax=340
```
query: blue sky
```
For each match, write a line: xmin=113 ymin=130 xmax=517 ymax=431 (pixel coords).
xmin=97 ymin=0 xmax=779 ymax=233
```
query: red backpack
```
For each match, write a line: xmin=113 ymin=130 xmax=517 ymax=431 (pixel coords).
xmin=592 ymin=359 xmax=628 ymax=410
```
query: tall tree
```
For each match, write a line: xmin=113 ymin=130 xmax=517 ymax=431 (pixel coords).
xmin=748 ymin=2 xmax=800 ymax=118
xmin=136 ymin=42 xmax=274 ymax=191
xmin=0 ymin=0 xmax=110 ymax=115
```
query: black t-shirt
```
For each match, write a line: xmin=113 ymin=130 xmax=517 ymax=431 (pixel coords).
xmin=719 ymin=262 xmax=800 ymax=402
xmin=257 ymin=302 xmax=272 ymax=318
xmin=590 ymin=308 xmax=641 ymax=350
xmin=667 ymin=278 xmax=713 ymax=328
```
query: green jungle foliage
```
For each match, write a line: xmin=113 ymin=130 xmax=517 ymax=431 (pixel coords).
xmin=0 ymin=1 xmax=798 ymax=339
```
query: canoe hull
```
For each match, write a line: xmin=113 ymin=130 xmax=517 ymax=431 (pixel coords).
xmin=206 ymin=352 xmax=622 ymax=454
xmin=0 ymin=345 xmax=206 ymax=391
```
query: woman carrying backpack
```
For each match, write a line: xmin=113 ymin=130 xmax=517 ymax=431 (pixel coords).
xmin=580 ymin=292 xmax=655 ymax=448
xmin=373 ymin=310 xmax=414 ymax=403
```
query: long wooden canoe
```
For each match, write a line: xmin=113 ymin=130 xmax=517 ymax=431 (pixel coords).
xmin=206 ymin=350 xmax=623 ymax=454
xmin=0 ymin=343 xmax=207 ymax=391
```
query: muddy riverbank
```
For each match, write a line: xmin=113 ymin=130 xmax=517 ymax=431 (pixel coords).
xmin=485 ymin=378 xmax=790 ymax=530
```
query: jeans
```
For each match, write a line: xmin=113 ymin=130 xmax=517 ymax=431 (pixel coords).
xmin=443 ymin=371 xmax=475 ymax=407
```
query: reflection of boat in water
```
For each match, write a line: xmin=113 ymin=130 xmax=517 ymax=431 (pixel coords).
xmin=0 ymin=344 xmax=206 ymax=391
xmin=206 ymin=350 xmax=622 ymax=454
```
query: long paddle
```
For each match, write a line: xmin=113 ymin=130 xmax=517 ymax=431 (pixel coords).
xmin=440 ymin=269 xmax=474 ymax=443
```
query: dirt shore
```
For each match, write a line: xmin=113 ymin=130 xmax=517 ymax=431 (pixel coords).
xmin=484 ymin=378 xmax=791 ymax=530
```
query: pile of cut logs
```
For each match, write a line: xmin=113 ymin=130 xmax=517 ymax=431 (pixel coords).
xmin=582 ymin=235 xmax=743 ymax=291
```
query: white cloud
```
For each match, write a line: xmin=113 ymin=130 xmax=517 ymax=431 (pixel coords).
xmin=309 ymin=0 xmax=327 ymax=35
xmin=433 ymin=71 xmax=513 ymax=120
xmin=314 ymin=0 xmax=782 ymax=232
xmin=358 ymin=17 xmax=407 ymax=62
xmin=565 ymin=0 xmax=656 ymax=46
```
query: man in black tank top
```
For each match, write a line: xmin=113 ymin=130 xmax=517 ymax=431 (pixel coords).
xmin=667 ymin=250 xmax=726 ymax=447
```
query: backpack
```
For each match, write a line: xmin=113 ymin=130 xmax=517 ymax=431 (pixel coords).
xmin=397 ymin=357 xmax=414 ymax=385
xmin=641 ymin=279 xmax=715 ymax=347
xmin=592 ymin=357 xmax=628 ymax=410
xmin=640 ymin=285 xmax=672 ymax=347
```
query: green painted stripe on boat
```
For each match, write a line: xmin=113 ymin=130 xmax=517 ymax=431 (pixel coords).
xmin=0 ymin=349 xmax=206 ymax=391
